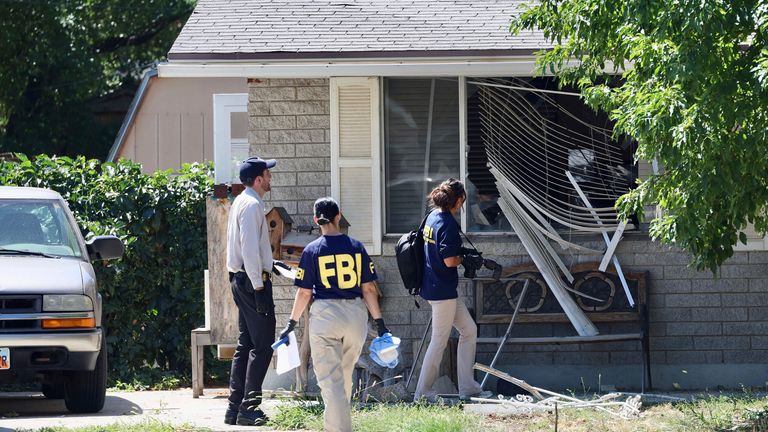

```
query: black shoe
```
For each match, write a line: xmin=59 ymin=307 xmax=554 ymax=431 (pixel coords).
xmin=236 ymin=408 xmax=268 ymax=426
xmin=224 ymin=407 xmax=238 ymax=425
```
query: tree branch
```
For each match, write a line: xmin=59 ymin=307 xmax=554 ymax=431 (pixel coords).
xmin=94 ymin=8 xmax=192 ymax=53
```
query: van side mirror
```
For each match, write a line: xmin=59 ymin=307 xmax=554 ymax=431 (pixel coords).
xmin=86 ymin=236 xmax=124 ymax=261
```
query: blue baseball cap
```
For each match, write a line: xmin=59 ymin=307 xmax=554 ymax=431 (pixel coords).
xmin=239 ymin=157 xmax=276 ymax=183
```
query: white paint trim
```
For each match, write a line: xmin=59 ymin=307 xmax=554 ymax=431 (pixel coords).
xmin=160 ymin=59 xmax=542 ymax=78
xmin=213 ymin=93 xmax=248 ymax=184
xmin=459 ymin=76 xmax=468 ymax=231
xmin=370 ymin=78 xmax=383 ymax=255
xmin=330 ymin=81 xmax=340 ymax=199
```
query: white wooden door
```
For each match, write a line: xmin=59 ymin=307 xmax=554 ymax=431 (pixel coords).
xmin=213 ymin=93 xmax=249 ymax=184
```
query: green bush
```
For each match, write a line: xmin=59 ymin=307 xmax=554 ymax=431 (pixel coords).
xmin=0 ymin=154 xmax=213 ymax=382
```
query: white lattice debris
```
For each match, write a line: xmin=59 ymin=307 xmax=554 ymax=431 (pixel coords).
xmin=474 ymin=363 xmax=642 ymax=419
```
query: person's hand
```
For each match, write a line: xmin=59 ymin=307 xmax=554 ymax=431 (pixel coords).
xmin=279 ymin=319 xmax=297 ymax=345
xmin=375 ymin=318 xmax=390 ymax=337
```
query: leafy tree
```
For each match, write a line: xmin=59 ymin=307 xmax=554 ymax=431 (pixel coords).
xmin=513 ymin=1 xmax=768 ymax=272
xmin=0 ymin=0 xmax=194 ymax=159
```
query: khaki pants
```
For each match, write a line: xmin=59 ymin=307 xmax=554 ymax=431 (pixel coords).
xmin=415 ymin=298 xmax=482 ymax=399
xmin=309 ymin=298 xmax=367 ymax=432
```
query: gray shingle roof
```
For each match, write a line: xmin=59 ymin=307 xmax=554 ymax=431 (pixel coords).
xmin=169 ymin=0 xmax=548 ymax=60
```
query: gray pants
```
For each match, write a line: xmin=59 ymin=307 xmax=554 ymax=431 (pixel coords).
xmin=309 ymin=298 xmax=367 ymax=432
xmin=415 ymin=298 xmax=483 ymax=399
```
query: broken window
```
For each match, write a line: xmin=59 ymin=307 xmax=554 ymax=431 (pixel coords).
xmin=382 ymin=77 xmax=637 ymax=235
xmin=466 ymin=77 xmax=637 ymax=233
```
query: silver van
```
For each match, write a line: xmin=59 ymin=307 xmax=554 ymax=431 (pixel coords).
xmin=0 ymin=186 xmax=123 ymax=413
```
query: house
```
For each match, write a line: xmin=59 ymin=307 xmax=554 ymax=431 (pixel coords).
xmin=107 ymin=70 xmax=246 ymax=172
xmin=120 ymin=0 xmax=768 ymax=392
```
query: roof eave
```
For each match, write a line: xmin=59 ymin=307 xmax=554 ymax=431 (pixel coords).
xmin=106 ymin=68 xmax=158 ymax=162
xmin=158 ymin=52 xmax=554 ymax=79
xmin=167 ymin=48 xmax=542 ymax=61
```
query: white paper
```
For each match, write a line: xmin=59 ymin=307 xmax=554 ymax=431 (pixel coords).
xmin=274 ymin=264 xmax=297 ymax=280
xmin=275 ymin=331 xmax=300 ymax=375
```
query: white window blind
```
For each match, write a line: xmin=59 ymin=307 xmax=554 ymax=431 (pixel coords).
xmin=330 ymin=77 xmax=382 ymax=255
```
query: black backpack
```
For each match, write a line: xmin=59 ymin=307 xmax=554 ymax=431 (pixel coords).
xmin=395 ymin=213 xmax=429 ymax=300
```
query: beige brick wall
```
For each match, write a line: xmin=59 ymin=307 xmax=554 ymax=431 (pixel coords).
xmin=247 ymin=78 xmax=331 ymax=225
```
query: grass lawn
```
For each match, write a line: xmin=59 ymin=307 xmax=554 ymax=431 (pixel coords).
xmin=19 ymin=393 xmax=768 ymax=432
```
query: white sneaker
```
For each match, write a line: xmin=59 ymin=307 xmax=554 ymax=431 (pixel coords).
xmin=459 ymin=390 xmax=493 ymax=401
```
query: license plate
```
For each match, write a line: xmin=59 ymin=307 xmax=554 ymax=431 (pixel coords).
xmin=0 ymin=348 xmax=9 ymax=370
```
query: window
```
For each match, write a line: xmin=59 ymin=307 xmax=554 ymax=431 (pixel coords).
xmin=383 ymin=77 xmax=636 ymax=235
xmin=384 ymin=78 xmax=460 ymax=233
xmin=0 ymin=199 xmax=82 ymax=257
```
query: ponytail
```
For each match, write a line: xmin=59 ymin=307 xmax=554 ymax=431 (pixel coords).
xmin=428 ymin=178 xmax=466 ymax=212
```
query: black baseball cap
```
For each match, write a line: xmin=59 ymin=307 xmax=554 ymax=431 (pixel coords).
xmin=239 ymin=157 xmax=276 ymax=182
xmin=314 ymin=197 xmax=340 ymax=225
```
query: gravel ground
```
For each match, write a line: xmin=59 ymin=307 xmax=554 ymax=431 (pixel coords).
xmin=0 ymin=388 xmax=283 ymax=432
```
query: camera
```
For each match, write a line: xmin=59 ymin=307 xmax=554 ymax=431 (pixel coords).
xmin=461 ymin=249 xmax=502 ymax=280
xmin=462 ymin=252 xmax=485 ymax=279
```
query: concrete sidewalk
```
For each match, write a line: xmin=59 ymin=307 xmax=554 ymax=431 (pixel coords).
xmin=0 ymin=388 xmax=284 ymax=431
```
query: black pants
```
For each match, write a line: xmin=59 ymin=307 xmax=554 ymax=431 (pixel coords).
xmin=228 ymin=271 xmax=276 ymax=411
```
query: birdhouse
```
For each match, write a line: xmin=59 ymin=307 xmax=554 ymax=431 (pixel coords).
xmin=266 ymin=207 xmax=351 ymax=265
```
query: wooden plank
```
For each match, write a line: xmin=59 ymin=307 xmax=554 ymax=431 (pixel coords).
xmin=478 ymin=312 xmax=641 ymax=324
xmin=207 ymin=198 xmax=238 ymax=345
xmin=476 ymin=333 xmax=643 ymax=344
xmin=600 ymin=221 xmax=626 ymax=272
xmin=566 ymin=170 xmax=635 ymax=307
xmin=159 ymin=113 xmax=182 ymax=170
xmin=135 ymin=113 xmax=159 ymax=173
xmin=181 ymin=113 xmax=205 ymax=164
xmin=473 ymin=363 xmax=545 ymax=400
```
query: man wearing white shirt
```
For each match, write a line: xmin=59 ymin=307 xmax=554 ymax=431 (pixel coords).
xmin=225 ymin=156 xmax=277 ymax=426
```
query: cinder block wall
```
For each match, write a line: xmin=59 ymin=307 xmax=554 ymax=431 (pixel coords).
xmin=248 ymin=78 xmax=331 ymax=226
xmin=246 ymin=78 xmax=768 ymax=391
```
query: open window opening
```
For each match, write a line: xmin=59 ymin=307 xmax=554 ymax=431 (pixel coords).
xmin=465 ymin=77 xmax=637 ymax=233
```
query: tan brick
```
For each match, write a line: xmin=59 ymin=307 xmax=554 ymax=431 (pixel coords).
xmin=270 ymin=78 xmax=328 ymax=87
xmin=250 ymin=86 xmax=296 ymax=101
xmin=269 ymin=185 xmax=327 ymax=201
xmin=250 ymin=115 xmax=296 ymax=130
xmin=296 ymin=115 xmax=330 ymax=129
xmin=248 ymin=144 xmax=296 ymax=158
xmin=297 ymin=86 xmax=329 ymax=100
xmin=270 ymin=101 xmax=327 ymax=115
xmin=267 ymin=171 xmax=297 ymax=187
xmin=271 ymin=158 xmax=327 ymax=172
xmin=295 ymin=143 xmax=330 ymax=157
xmin=297 ymin=171 xmax=330 ymax=186
xmin=248 ymin=130 xmax=268 ymax=145
xmin=249 ymin=101 xmax=270 ymax=115
xmin=269 ymin=130 xmax=316 ymax=144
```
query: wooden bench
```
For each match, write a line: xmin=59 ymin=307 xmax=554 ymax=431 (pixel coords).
xmin=472 ymin=263 xmax=651 ymax=391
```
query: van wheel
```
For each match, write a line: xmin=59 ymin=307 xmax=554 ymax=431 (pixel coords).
xmin=64 ymin=338 xmax=107 ymax=413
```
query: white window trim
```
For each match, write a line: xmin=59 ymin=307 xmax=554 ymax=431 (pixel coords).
xmin=459 ymin=76 xmax=468 ymax=231
xmin=213 ymin=93 xmax=248 ymax=184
